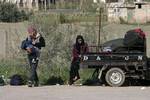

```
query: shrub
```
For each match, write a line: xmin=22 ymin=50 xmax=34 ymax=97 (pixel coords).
xmin=59 ymin=13 xmax=68 ymax=24
xmin=0 ymin=2 xmax=30 ymax=22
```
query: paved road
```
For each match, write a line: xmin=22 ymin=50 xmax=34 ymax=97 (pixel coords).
xmin=0 ymin=85 xmax=150 ymax=100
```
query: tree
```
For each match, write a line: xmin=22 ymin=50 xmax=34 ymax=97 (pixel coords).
xmin=0 ymin=2 xmax=29 ymax=22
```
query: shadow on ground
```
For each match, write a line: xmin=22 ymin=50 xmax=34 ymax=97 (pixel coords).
xmin=45 ymin=76 xmax=64 ymax=85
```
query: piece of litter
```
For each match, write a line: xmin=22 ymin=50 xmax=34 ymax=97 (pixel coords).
xmin=79 ymin=84 xmax=82 ymax=86
xmin=141 ymin=87 xmax=146 ymax=90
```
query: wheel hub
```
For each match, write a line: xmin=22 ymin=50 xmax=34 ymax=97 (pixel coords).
xmin=110 ymin=72 xmax=122 ymax=84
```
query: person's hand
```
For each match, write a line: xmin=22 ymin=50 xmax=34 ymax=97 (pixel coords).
xmin=78 ymin=55 xmax=81 ymax=58
xmin=32 ymin=41 xmax=36 ymax=45
xmin=26 ymin=47 xmax=32 ymax=53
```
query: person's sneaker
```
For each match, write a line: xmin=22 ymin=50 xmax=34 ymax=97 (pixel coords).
xmin=36 ymin=58 xmax=39 ymax=61
xmin=28 ymin=81 xmax=33 ymax=87
xmin=34 ymin=82 xmax=39 ymax=87
xmin=73 ymin=76 xmax=80 ymax=82
xmin=68 ymin=80 xmax=74 ymax=85
xmin=32 ymin=59 xmax=36 ymax=63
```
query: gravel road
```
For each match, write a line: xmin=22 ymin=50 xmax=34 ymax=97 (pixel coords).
xmin=0 ymin=85 xmax=150 ymax=100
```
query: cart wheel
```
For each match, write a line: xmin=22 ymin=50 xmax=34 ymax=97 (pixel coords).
xmin=105 ymin=68 xmax=125 ymax=87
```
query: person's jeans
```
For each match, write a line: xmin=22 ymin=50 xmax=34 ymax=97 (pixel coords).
xmin=28 ymin=54 xmax=39 ymax=84
xmin=69 ymin=60 xmax=80 ymax=84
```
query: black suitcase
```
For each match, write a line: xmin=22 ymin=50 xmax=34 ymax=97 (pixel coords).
xmin=123 ymin=29 xmax=144 ymax=47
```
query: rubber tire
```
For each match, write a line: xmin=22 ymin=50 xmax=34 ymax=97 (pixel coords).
xmin=105 ymin=68 xmax=125 ymax=87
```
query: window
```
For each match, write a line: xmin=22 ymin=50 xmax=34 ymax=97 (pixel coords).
xmin=114 ymin=8 xmax=120 ymax=13
xmin=138 ymin=4 xmax=142 ymax=9
xmin=106 ymin=0 xmax=118 ymax=3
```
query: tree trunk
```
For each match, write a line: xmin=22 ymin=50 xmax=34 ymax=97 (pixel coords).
xmin=44 ymin=0 xmax=47 ymax=11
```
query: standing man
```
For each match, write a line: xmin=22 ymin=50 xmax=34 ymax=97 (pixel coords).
xmin=21 ymin=26 xmax=45 ymax=87
xmin=69 ymin=35 xmax=89 ymax=85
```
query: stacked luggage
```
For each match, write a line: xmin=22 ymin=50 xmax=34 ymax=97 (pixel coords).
xmin=123 ymin=28 xmax=145 ymax=47
xmin=102 ymin=28 xmax=146 ymax=53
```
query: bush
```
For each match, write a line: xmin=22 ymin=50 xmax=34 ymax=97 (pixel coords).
xmin=59 ymin=13 xmax=68 ymax=24
xmin=0 ymin=2 xmax=30 ymax=22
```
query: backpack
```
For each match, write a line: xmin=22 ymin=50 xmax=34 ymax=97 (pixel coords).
xmin=21 ymin=39 xmax=27 ymax=50
xmin=0 ymin=76 xmax=5 ymax=86
xmin=10 ymin=74 xmax=24 ymax=86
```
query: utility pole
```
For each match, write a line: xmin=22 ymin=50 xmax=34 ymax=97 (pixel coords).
xmin=93 ymin=0 xmax=103 ymax=51
xmin=98 ymin=8 xmax=102 ymax=47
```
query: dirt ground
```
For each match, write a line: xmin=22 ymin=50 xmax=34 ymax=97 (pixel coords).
xmin=1 ymin=85 xmax=150 ymax=100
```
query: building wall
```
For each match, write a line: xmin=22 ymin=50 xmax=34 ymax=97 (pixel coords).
xmin=108 ymin=7 xmax=127 ymax=22
xmin=0 ymin=23 xmax=27 ymax=59
xmin=127 ymin=8 xmax=136 ymax=23
xmin=0 ymin=30 xmax=6 ymax=59
xmin=133 ymin=4 xmax=150 ymax=23
xmin=134 ymin=8 xmax=147 ymax=23
xmin=108 ymin=3 xmax=150 ymax=24
xmin=146 ymin=4 xmax=150 ymax=22
xmin=107 ymin=2 xmax=128 ymax=23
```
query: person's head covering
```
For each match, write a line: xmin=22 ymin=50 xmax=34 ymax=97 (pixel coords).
xmin=76 ymin=35 xmax=85 ymax=45
xmin=27 ymin=26 xmax=37 ymax=34
xmin=75 ymin=35 xmax=85 ymax=53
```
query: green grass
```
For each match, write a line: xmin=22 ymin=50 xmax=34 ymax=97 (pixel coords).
xmin=31 ymin=13 xmax=99 ymax=25
xmin=0 ymin=59 xmax=28 ymax=84
xmin=0 ymin=59 xmax=94 ymax=85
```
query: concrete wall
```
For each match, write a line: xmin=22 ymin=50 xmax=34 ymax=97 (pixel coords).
xmin=0 ymin=23 xmax=27 ymax=59
xmin=108 ymin=3 xmax=150 ymax=24
xmin=0 ymin=30 xmax=6 ymax=59
xmin=108 ymin=7 xmax=127 ymax=22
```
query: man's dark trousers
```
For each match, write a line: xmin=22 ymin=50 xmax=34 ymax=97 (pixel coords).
xmin=28 ymin=54 xmax=39 ymax=84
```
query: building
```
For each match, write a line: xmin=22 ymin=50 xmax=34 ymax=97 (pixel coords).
xmin=107 ymin=0 xmax=150 ymax=23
